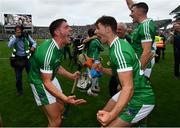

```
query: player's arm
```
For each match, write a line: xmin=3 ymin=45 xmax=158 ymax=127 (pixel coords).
xmin=41 ymin=72 xmax=86 ymax=105
xmin=101 ymin=67 xmax=112 ymax=76
xmin=96 ymin=63 xmax=112 ymax=76
xmin=110 ymin=71 xmax=134 ymax=118
xmin=82 ymin=35 xmax=97 ymax=44
xmin=41 ymin=72 xmax=68 ymax=101
xmin=57 ymin=66 xmax=80 ymax=80
xmin=126 ymin=0 xmax=134 ymax=10
xmin=28 ymin=35 xmax=37 ymax=51
xmin=8 ymin=35 xmax=17 ymax=48
xmin=140 ymin=42 xmax=153 ymax=70
xmin=97 ymin=71 xmax=134 ymax=126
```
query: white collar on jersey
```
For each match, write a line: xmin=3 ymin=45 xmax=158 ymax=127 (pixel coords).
xmin=110 ymin=36 xmax=119 ymax=48
xmin=52 ymin=38 xmax=60 ymax=49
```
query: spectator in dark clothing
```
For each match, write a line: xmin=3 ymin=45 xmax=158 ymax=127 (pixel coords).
xmin=116 ymin=22 xmax=132 ymax=44
xmin=155 ymin=31 xmax=166 ymax=63
xmin=160 ymin=31 xmax=166 ymax=60
xmin=70 ymin=35 xmax=84 ymax=70
xmin=172 ymin=21 xmax=180 ymax=79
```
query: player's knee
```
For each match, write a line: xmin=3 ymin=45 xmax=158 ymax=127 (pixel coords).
xmin=49 ymin=116 xmax=62 ymax=127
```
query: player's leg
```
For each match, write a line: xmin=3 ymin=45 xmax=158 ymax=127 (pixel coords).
xmin=53 ymin=77 xmax=64 ymax=116
xmin=87 ymin=68 xmax=98 ymax=96
xmin=106 ymin=91 xmax=155 ymax=127
xmin=30 ymin=84 xmax=63 ymax=126
xmin=104 ymin=91 xmax=131 ymax=127
xmin=107 ymin=116 xmax=132 ymax=127
xmin=41 ymin=102 xmax=64 ymax=127
xmin=30 ymin=77 xmax=63 ymax=126
xmin=91 ymin=77 xmax=100 ymax=92
xmin=42 ymin=78 xmax=64 ymax=126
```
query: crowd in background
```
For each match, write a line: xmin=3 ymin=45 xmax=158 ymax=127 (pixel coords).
xmin=0 ymin=5 xmax=179 ymax=126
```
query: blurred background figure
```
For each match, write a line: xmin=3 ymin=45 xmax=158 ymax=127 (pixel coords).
xmin=126 ymin=0 xmax=157 ymax=79
xmin=116 ymin=22 xmax=132 ymax=44
xmin=63 ymin=42 xmax=72 ymax=60
xmin=127 ymin=25 xmax=133 ymax=37
xmin=172 ymin=20 xmax=180 ymax=79
xmin=70 ymin=35 xmax=84 ymax=70
xmin=8 ymin=25 xmax=36 ymax=96
xmin=155 ymin=30 xmax=166 ymax=63
xmin=83 ymin=28 xmax=104 ymax=96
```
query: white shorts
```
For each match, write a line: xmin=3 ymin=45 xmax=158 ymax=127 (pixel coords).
xmin=30 ymin=77 xmax=62 ymax=106
xmin=112 ymin=92 xmax=155 ymax=123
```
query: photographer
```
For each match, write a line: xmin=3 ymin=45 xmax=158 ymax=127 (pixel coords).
xmin=8 ymin=25 xmax=36 ymax=96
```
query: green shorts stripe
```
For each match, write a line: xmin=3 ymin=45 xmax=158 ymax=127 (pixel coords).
xmin=31 ymin=83 xmax=49 ymax=106
xmin=120 ymin=104 xmax=154 ymax=123
xmin=112 ymin=92 xmax=155 ymax=123
xmin=30 ymin=77 xmax=62 ymax=106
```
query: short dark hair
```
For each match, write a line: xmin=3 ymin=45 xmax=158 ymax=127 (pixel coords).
xmin=132 ymin=2 xmax=149 ymax=14
xmin=95 ymin=16 xmax=117 ymax=34
xmin=49 ymin=18 xmax=67 ymax=37
xmin=14 ymin=25 xmax=24 ymax=31
xmin=87 ymin=28 xmax=95 ymax=37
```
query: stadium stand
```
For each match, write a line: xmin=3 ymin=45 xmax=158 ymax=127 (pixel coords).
xmin=170 ymin=5 xmax=180 ymax=21
xmin=0 ymin=19 xmax=174 ymax=40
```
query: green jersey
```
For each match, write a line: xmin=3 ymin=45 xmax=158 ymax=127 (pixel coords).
xmin=109 ymin=37 xmax=155 ymax=105
xmin=28 ymin=39 xmax=64 ymax=85
xmin=131 ymin=19 xmax=156 ymax=59
xmin=86 ymin=38 xmax=104 ymax=60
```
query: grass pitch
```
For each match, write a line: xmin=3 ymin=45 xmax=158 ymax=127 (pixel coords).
xmin=0 ymin=40 xmax=180 ymax=126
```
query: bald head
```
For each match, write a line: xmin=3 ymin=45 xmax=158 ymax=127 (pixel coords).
xmin=116 ymin=22 xmax=127 ymax=38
